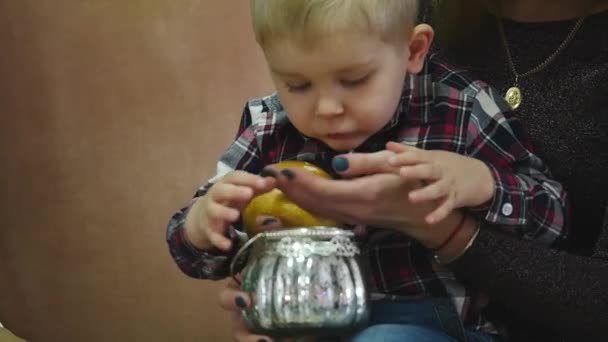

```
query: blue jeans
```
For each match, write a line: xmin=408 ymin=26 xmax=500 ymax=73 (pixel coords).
xmin=348 ymin=299 xmax=500 ymax=342
xmin=350 ymin=324 xmax=498 ymax=342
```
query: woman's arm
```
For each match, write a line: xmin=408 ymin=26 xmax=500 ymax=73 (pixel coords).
xmin=265 ymin=149 xmax=608 ymax=338
xmin=447 ymin=221 xmax=608 ymax=339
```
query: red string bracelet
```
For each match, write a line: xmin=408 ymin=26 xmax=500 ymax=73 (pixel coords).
xmin=431 ymin=213 xmax=467 ymax=252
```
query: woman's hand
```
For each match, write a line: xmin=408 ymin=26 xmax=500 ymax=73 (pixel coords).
xmin=218 ymin=215 xmax=283 ymax=342
xmin=263 ymin=151 xmax=451 ymax=245
xmin=265 ymin=157 xmax=424 ymax=229
xmin=219 ymin=277 xmax=274 ymax=342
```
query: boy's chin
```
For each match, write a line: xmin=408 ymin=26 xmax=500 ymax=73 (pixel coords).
xmin=321 ymin=137 xmax=365 ymax=152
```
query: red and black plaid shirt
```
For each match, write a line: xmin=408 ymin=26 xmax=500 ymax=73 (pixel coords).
xmin=166 ymin=55 xmax=568 ymax=333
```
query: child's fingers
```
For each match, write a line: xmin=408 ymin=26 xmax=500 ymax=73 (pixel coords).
xmin=222 ymin=171 xmax=268 ymax=190
xmin=207 ymin=201 xmax=240 ymax=223
xmin=399 ymin=163 xmax=442 ymax=182
xmin=409 ymin=179 xmax=448 ymax=203
xmin=211 ymin=183 xmax=254 ymax=205
xmin=425 ymin=197 xmax=454 ymax=225
xmin=222 ymin=171 xmax=277 ymax=197
xmin=207 ymin=230 xmax=232 ymax=251
xmin=252 ymin=176 xmax=277 ymax=196
xmin=205 ymin=202 xmax=241 ymax=250
xmin=386 ymin=141 xmax=417 ymax=153
xmin=388 ymin=151 xmax=425 ymax=167
xmin=386 ymin=142 xmax=427 ymax=168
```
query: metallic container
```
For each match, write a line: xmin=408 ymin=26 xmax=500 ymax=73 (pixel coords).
xmin=230 ymin=227 xmax=369 ymax=337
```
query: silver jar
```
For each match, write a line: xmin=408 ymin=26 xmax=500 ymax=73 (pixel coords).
xmin=230 ymin=227 xmax=369 ymax=337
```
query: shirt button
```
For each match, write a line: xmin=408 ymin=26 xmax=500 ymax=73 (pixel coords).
xmin=501 ymin=203 xmax=513 ymax=216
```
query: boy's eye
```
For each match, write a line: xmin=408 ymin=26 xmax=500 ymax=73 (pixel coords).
xmin=285 ymin=82 xmax=311 ymax=93
xmin=341 ymin=74 xmax=370 ymax=88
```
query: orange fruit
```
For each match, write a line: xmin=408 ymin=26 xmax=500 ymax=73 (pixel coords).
xmin=243 ymin=161 xmax=338 ymax=236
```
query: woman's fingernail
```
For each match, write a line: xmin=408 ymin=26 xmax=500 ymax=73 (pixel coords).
xmin=257 ymin=339 xmax=268 ymax=342
xmin=261 ymin=218 xmax=277 ymax=226
xmin=332 ymin=157 xmax=349 ymax=172
xmin=281 ymin=169 xmax=295 ymax=180
xmin=235 ymin=295 xmax=247 ymax=309
xmin=260 ymin=168 xmax=277 ymax=178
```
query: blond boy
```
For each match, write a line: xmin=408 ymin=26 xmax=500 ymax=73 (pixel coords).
xmin=167 ymin=1 xmax=567 ymax=340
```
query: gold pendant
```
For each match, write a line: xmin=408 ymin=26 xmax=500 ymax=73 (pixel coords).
xmin=505 ymin=86 xmax=522 ymax=110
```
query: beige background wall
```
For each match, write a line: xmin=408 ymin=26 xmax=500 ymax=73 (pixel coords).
xmin=0 ymin=1 xmax=273 ymax=340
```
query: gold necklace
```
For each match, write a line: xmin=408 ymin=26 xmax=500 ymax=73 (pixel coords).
xmin=496 ymin=15 xmax=587 ymax=110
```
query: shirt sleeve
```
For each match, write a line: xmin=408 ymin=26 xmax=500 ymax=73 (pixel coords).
xmin=466 ymin=87 xmax=569 ymax=245
xmin=166 ymin=102 xmax=265 ymax=279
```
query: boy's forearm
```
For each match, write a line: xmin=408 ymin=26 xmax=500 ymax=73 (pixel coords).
xmin=466 ymin=87 xmax=568 ymax=244
xmin=482 ymin=166 xmax=568 ymax=243
xmin=466 ymin=158 xmax=496 ymax=209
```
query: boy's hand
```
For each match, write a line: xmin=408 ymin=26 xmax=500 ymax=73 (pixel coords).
xmin=185 ymin=171 xmax=276 ymax=251
xmin=386 ymin=142 xmax=495 ymax=224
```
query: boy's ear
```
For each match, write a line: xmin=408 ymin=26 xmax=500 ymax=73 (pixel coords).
xmin=406 ymin=24 xmax=434 ymax=74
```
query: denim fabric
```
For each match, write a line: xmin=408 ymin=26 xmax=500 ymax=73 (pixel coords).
xmin=348 ymin=299 xmax=500 ymax=342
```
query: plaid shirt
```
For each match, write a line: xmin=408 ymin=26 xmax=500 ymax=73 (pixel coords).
xmin=166 ymin=55 xmax=568 ymax=333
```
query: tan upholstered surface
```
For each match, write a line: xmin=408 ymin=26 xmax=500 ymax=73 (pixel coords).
xmin=0 ymin=1 xmax=273 ymax=340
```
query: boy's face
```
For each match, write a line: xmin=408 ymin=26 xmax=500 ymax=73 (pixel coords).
xmin=263 ymin=31 xmax=418 ymax=152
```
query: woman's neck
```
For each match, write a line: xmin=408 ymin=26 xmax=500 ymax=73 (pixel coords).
xmin=497 ymin=0 xmax=608 ymax=22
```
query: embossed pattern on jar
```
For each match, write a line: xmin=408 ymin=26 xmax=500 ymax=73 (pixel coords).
xmin=231 ymin=227 xmax=369 ymax=337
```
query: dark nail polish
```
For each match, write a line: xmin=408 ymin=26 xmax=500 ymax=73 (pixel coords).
xmin=235 ymin=295 xmax=247 ymax=309
xmin=261 ymin=218 xmax=277 ymax=226
xmin=257 ymin=339 xmax=268 ymax=342
xmin=332 ymin=157 xmax=349 ymax=172
xmin=281 ymin=169 xmax=295 ymax=180
xmin=260 ymin=168 xmax=278 ymax=178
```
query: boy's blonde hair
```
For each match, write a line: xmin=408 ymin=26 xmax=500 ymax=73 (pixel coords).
xmin=251 ymin=0 xmax=419 ymax=49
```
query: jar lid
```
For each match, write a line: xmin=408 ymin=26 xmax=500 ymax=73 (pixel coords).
xmin=261 ymin=227 xmax=353 ymax=240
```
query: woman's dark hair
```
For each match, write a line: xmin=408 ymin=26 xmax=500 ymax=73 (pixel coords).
xmin=432 ymin=0 xmax=489 ymax=42
xmin=429 ymin=0 xmax=497 ymax=60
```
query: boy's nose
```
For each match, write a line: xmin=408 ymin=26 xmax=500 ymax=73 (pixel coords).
xmin=315 ymin=95 xmax=344 ymax=117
